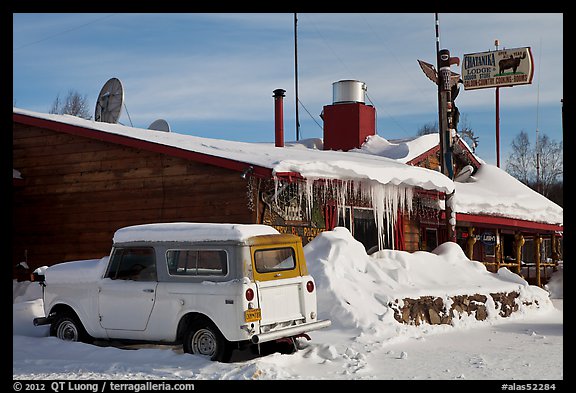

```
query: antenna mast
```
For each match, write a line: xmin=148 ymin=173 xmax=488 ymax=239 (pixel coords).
xmin=294 ymin=13 xmax=300 ymax=141
xmin=535 ymin=39 xmax=542 ymax=194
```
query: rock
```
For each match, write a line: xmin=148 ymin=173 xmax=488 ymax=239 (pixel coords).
xmin=428 ymin=308 xmax=442 ymax=324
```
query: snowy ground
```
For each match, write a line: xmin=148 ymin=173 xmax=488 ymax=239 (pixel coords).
xmin=13 ymin=228 xmax=563 ymax=381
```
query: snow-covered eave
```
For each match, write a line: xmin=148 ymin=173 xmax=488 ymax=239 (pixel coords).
xmin=13 ymin=108 xmax=455 ymax=195
xmin=455 ymin=212 xmax=563 ymax=233
xmin=13 ymin=109 xmax=274 ymax=179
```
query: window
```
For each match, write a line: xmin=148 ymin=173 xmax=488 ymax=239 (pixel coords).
xmin=106 ymin=247 xmax=156 ymax=281
xmin=424 ymin=228 xmax=438 ymax=252
xmin=338 ymin=207 xmax=383 ymax=252
xmin=254 ymin=247 xmax=296 ymax=273
xmin=166 ymin=249 xmax=228 ymax=276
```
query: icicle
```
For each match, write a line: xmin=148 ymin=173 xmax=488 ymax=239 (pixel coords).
xmin=274 ymin=177 xmax=280 ymax=207
xmin=305 ymin=178 xmax=314 ymax=221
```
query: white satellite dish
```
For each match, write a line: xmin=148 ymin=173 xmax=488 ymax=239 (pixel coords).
xmin=454 ymin=164 xmax=474 ymax=182
xmin=148 ymin=119 xmax=171 ymax=132
xmin=95 ymin=77 xmax=124 ymax=124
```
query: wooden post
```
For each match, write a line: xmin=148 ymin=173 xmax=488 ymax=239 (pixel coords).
xmin=535 ymin=234 xmax=542 ymax=287
xmin=551 ymin=233 xmax=559 ymax=272
xmin=495 ymin=242 xmax=501 ymax=271
xmin=466 ymin=227 xmax=476 ymax=260
xmin=514 ymin=232 xmax=525 ymax=276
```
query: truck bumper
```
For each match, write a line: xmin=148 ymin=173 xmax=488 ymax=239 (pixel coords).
xmin=33 ymin=316 xmax=54 ymax=326
xmin=250 ymin=319 xmax=331 ymax=344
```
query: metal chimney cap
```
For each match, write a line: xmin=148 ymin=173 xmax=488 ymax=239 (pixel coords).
xmin=273 ymin=89 xmax=286 ymax=97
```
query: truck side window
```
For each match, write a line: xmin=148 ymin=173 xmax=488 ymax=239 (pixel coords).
xmin=106 ymin=247 xmax=156 ymax=281
xmin=166 ymin=249 xmax=228 ymax=276
xmin=254 ymin=247 xmax=296 ymax=273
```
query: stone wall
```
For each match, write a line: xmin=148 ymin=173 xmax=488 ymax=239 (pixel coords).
xmin=388 ymin=291 xmax=537 ymax=326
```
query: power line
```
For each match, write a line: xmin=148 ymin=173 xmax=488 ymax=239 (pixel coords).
xmin=298 ymin=98 xmax=323 ymax=132
xmin=13 ymin=14 xmax=117 ymax=52
xmin=301 ymin=14 xmax=412 ymax=136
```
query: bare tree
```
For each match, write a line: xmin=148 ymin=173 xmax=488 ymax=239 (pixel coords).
xmin=506 ymin=131 xmax=532 ymax=184
xmin=417 ymin=121 xmax=438 ymax=136
xmin=50 ymin=90 xmax=92 ymax=120
xmin=457 ymin=115 xmax=479 ymax=153
xmin=534 ymin=134 xmax=563 ymax=197
xmin=506 ymin=131 xmax=563 ymax=202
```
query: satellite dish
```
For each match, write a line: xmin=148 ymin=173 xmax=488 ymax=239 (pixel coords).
xmin=148 ymin=119 xmax=171 ymax=132
xmin=454 ymin=164 xmax=474 ymax=182
xmin=95 ymin=77 xmax=124 ymax=124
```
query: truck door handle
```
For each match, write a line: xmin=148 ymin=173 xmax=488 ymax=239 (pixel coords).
xmin=143 ymin=289 xmax=155 ymax=293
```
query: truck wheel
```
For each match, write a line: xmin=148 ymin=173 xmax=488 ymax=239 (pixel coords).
xmin=50 ymin=313 xmax=92 ymax=344
xmin=183 ymin=320 xmax=231 ymax=362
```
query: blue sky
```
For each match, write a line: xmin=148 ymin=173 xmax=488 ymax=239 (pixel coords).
xmin=13 ymin=13 xmax=563 ymax=167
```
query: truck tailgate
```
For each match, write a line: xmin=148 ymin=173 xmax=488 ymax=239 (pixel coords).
xmin=257 ymin=277 xmax=304 ymax=325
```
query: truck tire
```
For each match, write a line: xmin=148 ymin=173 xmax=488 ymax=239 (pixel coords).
xmin=50 ymin=312 xmax=92 ymax=344
xmin=183 ymin=319 xmax=231 ymax=362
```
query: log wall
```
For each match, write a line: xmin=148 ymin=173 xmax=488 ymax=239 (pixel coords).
xmin=13 ymin=124 xmax=255 ymax=273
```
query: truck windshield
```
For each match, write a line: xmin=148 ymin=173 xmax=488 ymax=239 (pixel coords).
xmin=254 ymin=247 xmax=296 ymax=273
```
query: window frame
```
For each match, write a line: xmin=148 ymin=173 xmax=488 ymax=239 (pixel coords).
xmin=253 ymin=246 xmax=297 ymax=274
xmin=165 ymin=248 xmax=229 ymax=277
xmin=105 ymin=247 xmax=157 ymax=281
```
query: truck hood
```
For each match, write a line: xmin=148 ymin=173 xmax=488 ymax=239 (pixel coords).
xmin=44 ymin=257 xmax=109 ymax=284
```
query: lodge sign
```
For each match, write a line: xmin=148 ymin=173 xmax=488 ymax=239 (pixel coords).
xmin=462 ymin=47 xmax=534 ymax=90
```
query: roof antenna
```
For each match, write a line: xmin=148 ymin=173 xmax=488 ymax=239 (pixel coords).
xmin=294 ymin=13 xmax=300 ymax=141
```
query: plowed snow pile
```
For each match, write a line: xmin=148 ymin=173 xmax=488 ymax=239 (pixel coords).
xmin=304 ymin=227 xmax=553 ymax=334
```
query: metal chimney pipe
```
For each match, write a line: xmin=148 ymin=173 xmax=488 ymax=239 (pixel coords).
xmin=273 ymin=89 xmax=286 ymax=147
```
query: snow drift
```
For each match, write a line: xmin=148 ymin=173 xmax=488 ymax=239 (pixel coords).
xmin=305 ymin=227 xmax=553 ymax=333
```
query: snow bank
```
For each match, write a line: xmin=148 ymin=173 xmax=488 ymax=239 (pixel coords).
xmin=304 ymin=227 xmax=553 ymax=332
xmin=545 ymin=265 xmax=563 ymax=299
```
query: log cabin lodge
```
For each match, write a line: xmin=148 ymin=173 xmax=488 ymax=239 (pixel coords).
xmin=12 ymin=81 xmax=562 ymax=287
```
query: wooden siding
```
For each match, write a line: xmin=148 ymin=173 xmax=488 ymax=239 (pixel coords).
xmin=403 ymin=214 xmax=420 ymax=252
xmin=13 ymin=124 xmax=255 ymax=272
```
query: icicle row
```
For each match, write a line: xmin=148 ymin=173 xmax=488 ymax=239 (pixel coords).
xmin=273 ymin=175 xmax=414 ymax=251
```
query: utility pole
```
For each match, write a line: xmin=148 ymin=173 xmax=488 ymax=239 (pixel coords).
xmin=495 ymin=39 xmax=501 ymax=168
xmin=294 ymin=13 xmax=300 ymax=141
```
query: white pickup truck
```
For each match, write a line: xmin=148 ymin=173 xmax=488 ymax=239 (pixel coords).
xmin=33 ymin=223 xmax=331 ymax=362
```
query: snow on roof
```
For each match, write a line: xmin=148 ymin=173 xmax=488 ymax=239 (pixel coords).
xmin=353 ymin=133 xmax=441 ymax=163
xmin=13 ymin=108 xmax=453 ymax=194
xmin=13 ymin=108 xmax=562 ymax=226
xmin=355 ymin=133 xmax=562 ymax=226
xmin=454 ymin=163 xmax=563 ymax=225
xmin=113 ymin=222 xmax=280 ymax=244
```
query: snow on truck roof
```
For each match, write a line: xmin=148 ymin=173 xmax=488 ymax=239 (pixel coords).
xmin=113 ymin=222 xmax=280 ymax=244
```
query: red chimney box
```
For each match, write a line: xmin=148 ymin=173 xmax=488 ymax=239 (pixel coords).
xmin=322 ymin=102 xmax=376 ymax=151
xmin=322 ymin=80 xmax=376 ymax=151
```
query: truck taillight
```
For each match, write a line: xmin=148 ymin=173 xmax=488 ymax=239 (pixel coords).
xmin=306 ymin=280 xmax=314 ymax=293
xmin=245 ymin=288 xmax=254 ymax=301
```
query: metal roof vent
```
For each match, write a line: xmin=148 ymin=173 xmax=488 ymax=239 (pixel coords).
xmin=332 ymin=80 xmax=367 ymax=104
